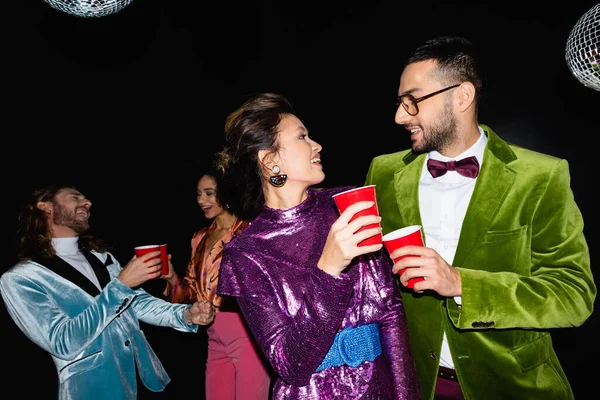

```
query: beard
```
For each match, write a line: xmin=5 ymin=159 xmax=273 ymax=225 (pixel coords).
xmin=52 ymin=202 xmax=90 ymax=234
xmin=413 ymin=100 xmax=458 ymax=154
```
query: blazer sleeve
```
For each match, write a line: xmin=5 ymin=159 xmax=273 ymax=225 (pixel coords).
xmin=130 ymin=286 xmax=197 ymax=332
xmin=0 ymin=264 xmax=141 ymax=360
xmin=0 ymin=255 xmax=196 ymax=362
xmin=451 ymin=159 xmax=595 ymax=329
xmin=102 ymin=254 xmax=197 ymax=333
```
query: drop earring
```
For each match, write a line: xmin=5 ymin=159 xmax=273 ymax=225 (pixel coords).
xmin=269 ymin=165 xmax=287 ymax=187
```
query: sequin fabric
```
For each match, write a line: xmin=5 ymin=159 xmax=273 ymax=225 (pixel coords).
xmin=218 ymin=187 xmax=420 ymax=399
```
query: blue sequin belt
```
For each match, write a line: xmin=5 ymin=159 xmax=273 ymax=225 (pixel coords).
xmin=315 ymin=323 xmax=382 ymax=372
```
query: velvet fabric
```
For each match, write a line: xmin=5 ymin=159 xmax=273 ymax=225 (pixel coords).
xmin=218 ymin=187 xmax=420 ymax=399
xmin=0 ymin=250 xmax=198 ymax=399
xmin=364 ymin=124 xmax=596 ymax=400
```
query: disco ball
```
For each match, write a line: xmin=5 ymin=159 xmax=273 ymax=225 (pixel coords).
xmin=565 ymin=4 xmax=600 ymax=91
xmin=44 ymin=0 xmax=135 ymax=18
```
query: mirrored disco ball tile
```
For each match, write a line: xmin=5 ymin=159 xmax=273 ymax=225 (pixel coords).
xmin=44 ymin=0 xmax=135 ymax=18
xmin=566 ymin=3 xmax=600 ymax=91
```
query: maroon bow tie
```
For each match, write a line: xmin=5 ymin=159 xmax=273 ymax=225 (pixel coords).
xmin=427 ymin=156 xmax=480 ymax=178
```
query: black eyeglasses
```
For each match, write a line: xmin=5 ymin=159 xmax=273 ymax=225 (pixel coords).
xmin=396 ymin=84 xmax=461 ymax=116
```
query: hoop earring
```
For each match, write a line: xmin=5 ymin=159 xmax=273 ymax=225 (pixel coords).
xmin=269 ymin=165 xmax=287 ymax=187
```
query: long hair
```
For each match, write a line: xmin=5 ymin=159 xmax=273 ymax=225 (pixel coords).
xmin=407 ymin=36 xmax=484 ymax=112
xmin=215 ymin=93 xmax=296 ymax=221
xmin=16 ymin=183 xmax=110 ymax=261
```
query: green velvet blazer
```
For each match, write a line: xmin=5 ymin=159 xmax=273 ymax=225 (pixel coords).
xmin=364 ymin=125 xmax=595 ymax=400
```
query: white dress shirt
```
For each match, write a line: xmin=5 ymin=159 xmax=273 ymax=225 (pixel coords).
xmin=418 ymin=126 xmax=487 ymax=369
xmin=52 ymin=237 xmax=102 ymax=291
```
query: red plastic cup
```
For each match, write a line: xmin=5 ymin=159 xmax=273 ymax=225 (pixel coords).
xmin=382 ymin=225 xmax=425 ymax=289
xmin=159 ymin=244 xmax=169 ymax=276
xmin=134 ymin=245 xmax=163 ymax=278
xmin=332 ymin=185 xmax=382 ymax=247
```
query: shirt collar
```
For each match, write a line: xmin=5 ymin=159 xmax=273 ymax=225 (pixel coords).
xmin=52 ymin=237 xmax=80 ymax=256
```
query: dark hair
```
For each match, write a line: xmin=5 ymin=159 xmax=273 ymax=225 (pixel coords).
xmin=196 ymin=160 xmax=234 ymax=213
xmin=216 ymin=93 xmax=296 ymax=221
xmin=407 ymin=36 xmax=484 ymax=111
xmin=16 ymin=183 xmax=109 ymax=260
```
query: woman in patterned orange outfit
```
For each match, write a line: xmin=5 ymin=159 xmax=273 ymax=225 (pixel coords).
xmin=163 ymin=164 xmax=271 ymax=400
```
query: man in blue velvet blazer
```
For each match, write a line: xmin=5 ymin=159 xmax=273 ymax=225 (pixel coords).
xmin=0 ymin=183 xmax=213 ymax=399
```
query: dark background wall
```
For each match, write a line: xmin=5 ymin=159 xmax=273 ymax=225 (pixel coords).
xmin=1 ymin=1 xmax=598 ymax=398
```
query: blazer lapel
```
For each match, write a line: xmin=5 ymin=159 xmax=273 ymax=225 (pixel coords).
xmin=453 ymin=126 xmax=517 ymax=266
xmin=393 ymin=153 xmax=426 ymax=231
xmin=32 ymin=255 xmax=101 ymax=297
xmin=389 ymin=126 xmax=518 ymax=265
xmin=82 ymin=250 xmax=111 ymax=289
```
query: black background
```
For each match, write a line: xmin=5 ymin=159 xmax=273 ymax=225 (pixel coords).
xmin=1 ymin=1 xmax=598 ymax=398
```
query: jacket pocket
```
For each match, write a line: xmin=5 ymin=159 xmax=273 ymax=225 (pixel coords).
xmin=511 ymin=334 xmax=551 ymax=372
xmin=484 ymin=225 xmax=527 ymax=243
xmin=58 ymin=350 xmax=104 ymax=383
xmin=479 ymin=225 xmax=529 ymax=273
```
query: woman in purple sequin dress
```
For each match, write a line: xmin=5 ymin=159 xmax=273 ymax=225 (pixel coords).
xmin=215 ymin=93 xmax=420 ymax=400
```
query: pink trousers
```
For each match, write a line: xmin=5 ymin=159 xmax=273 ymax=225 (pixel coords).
xmin=205 ymin=311 xmax=271 ymax=400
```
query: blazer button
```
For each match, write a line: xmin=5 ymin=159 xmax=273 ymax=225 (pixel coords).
xmin=124 ymin=340 xmax=130 ymax=346
xmin=430 ymin=351 xmax=437 ymax=360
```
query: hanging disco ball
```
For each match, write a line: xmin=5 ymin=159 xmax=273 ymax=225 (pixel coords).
xmin=565 ymin=3 xmax=600 ymax=91
xmin=44 ymin=0 xmax=135 ymax=18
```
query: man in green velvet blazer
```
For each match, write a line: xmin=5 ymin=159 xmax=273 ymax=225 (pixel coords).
xmin=365 ymin=36 xmax=595 ymax=400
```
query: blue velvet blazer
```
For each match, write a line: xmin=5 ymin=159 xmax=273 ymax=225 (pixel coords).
xmin=0 ymin=249 xmax=198 ymax=399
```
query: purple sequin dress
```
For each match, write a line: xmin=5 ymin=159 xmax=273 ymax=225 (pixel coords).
xmin=217 ymin=187 xmax=420 ymax=399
